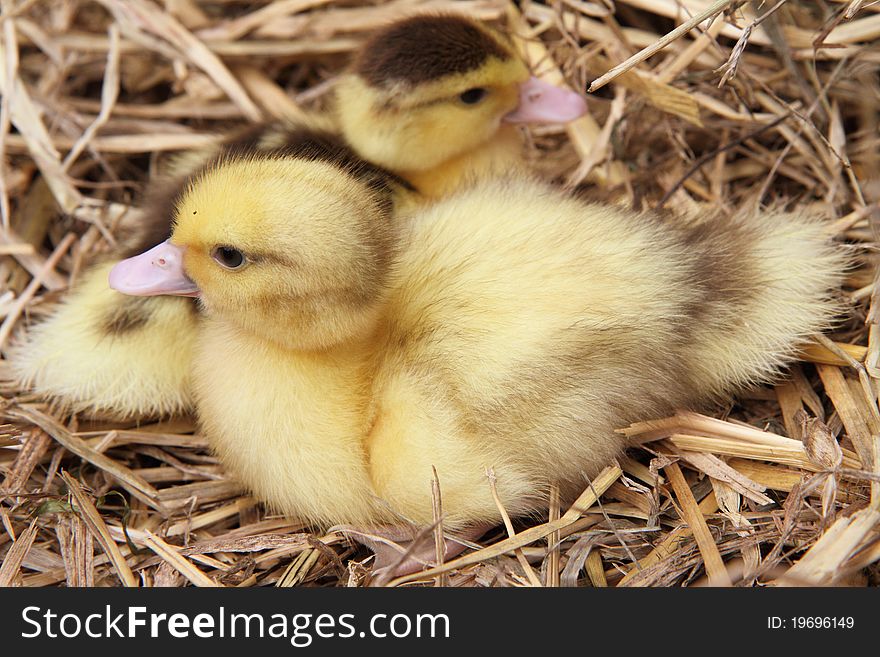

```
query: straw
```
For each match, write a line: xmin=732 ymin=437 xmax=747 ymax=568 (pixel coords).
xmin=1 ymin=0 xmax=878 ymax=589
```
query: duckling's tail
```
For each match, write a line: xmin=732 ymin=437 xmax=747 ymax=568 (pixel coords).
xmin=680 ymin=206 xmax=849 ymax=397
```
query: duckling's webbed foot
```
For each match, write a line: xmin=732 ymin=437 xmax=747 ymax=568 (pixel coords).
xmin=333 ymin=523 xmax=491 ymax=581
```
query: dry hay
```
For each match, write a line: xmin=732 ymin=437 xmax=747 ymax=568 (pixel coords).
xmin=1 ymin=0 xmax=879 ymax=588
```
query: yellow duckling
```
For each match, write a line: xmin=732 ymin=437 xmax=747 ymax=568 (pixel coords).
xmin=9 ymin=13 xmax=585 ymax=420
xmin=335 ymin=13 xmax=586 ymax=197
xmin=110 ymin=135 xmax=845 ymax=572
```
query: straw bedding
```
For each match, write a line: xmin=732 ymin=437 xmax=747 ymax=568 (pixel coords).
xmin=1 ymin=0 xmax=879 ymax=588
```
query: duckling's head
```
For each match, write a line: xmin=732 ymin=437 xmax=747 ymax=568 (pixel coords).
xmin=109 ymin=139 xmax=398 ymax=351
xmin=336 ymin=14 xmax=587 ymax=175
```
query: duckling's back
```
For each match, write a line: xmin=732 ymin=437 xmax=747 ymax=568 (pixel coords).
xmin=367 ymin=177 xmax=846 ymax=523
xmin=381 ymin=179 xmax=696 ymax=449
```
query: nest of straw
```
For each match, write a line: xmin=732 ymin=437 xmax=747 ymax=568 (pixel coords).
xmin=1 ymin=0 xmax=879 ymax=588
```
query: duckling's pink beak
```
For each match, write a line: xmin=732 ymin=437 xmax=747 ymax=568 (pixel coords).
xmin=109 ymin=240 xmax=200 ymax=297
xmin=503 ymin=76 xmax=588 ymax=124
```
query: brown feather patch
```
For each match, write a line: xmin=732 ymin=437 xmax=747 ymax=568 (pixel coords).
xmin=99 ymin=295 xmax=157 ymax=335
xmin=210 ymin=125 xmax=413 ymax=218
xmin=231 ymin=126 xmax=412 ymax=210
xmin=353 ymin=14 xmax=511 ymax=88
xmin=99 ymin=289 xmax=198 ymax=337
xmin=680 ymin=213 xmax=763 ymax=323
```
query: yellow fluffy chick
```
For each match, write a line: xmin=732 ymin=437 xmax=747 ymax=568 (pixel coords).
xmin=9 ymin=13 xmax=585 ymax=420
xmin=336 ymin=13 xmax=586 ymax=198
xmin=110 ymin=137 xmax=846 ymax=566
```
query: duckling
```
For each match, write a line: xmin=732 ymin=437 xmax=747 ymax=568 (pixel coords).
xmin=335 ymin=13 xmax=587 ymax=198
xmin=8 ymin=13 xmax=586 ymax=420
xmin=109 ymin=135 xmax=846 ymax=572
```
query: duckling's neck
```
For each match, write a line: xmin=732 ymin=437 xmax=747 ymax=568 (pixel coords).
xmin=194 ymin=316 xmax=388 ymax=525
xmin=399 ymin=124 xmax=524 ymax=198
xmin=222 ymin=297 xmax=386 ymax=353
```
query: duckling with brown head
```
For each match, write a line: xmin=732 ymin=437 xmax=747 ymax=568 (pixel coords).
xmin=337 ymin=14 xmax=586 ymax=197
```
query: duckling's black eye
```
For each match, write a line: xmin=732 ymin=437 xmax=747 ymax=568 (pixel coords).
xmin=211 ymin=246 xmax=247 ymax=270
xmin=459 ymin=87 xmax=488 ymax=105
